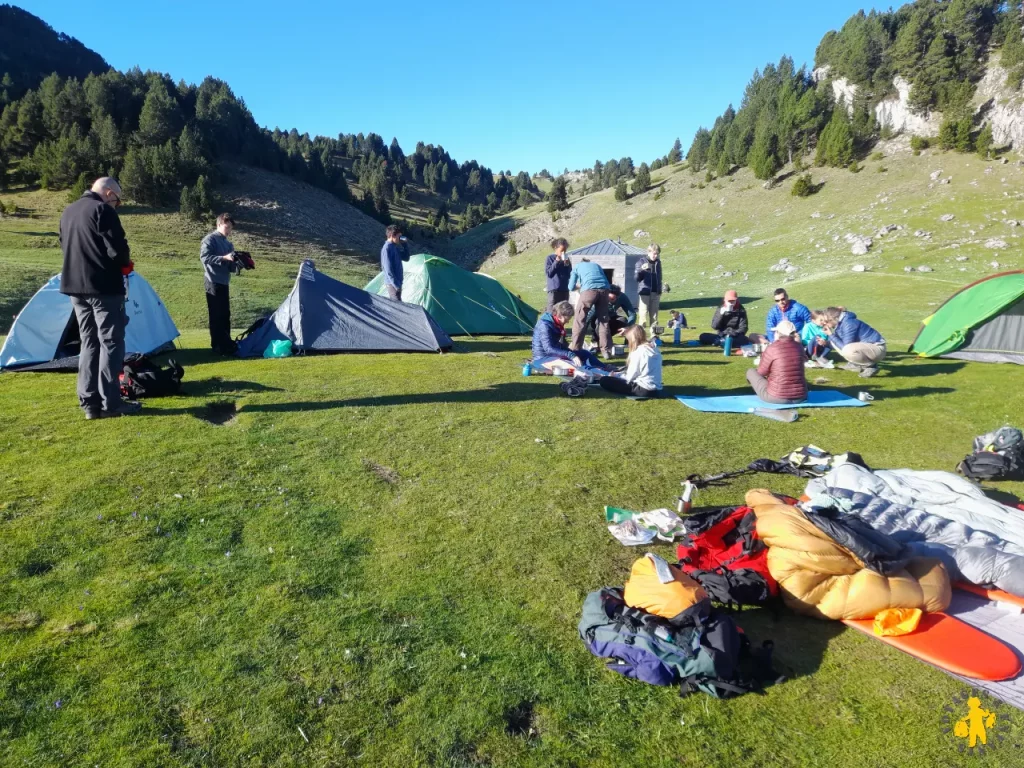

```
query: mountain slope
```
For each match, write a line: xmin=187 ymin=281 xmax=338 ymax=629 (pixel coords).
xmin=0 ymin=4 xmax=109 ymax=100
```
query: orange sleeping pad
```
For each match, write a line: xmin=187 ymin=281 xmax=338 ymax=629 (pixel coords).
xmin=955 ymin=582 xmax=1024 ymax=610
xmin=843 ymin=612 xmax=1022 ymax=681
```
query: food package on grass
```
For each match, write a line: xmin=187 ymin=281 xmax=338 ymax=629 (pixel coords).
xmin=605 ymin=506 xmax=685 ymax=544
xmin=607 ymin=519 xmax=658 ymax=546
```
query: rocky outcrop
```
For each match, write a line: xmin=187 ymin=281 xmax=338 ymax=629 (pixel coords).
xmin=974 ymin=62 xmax=1024 ymax=149
xmin=874 ymin=76 xmax=941 ymax=136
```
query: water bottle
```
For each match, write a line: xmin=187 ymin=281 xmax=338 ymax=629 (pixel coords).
xmin=522 ymin=362 xmax=532 ymax=377
xmin=653 ymin=337 xmax=663 ymax=347
xmin=723 ymin=334 xmax=733 ymax=357
xmin=673 ymin=326 xmax=681 ymax=345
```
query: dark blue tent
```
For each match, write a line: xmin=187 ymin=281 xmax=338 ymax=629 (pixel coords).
xmin=237 ymin=260 xmax=453 ymax=357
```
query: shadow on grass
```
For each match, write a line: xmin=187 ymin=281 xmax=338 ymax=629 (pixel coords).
xmin=182 ymin=377 xmax=284 ymax=397
xmin=662 ymin=296 xmax=760 ymax=310
xmin=453 ymin=339 xmax=532 ymax=353
xmin=854 ymin=385 xmax=956 ymax=399
xmin=982 ymin=487 xmax=1022 ymax=508
xmin=735 ymin=607 xmax=846 ymax=681
xmin=887 ymin=361 xmax=967 ymax=377
xmin=662 ymin=359 xmax=728 ymax=367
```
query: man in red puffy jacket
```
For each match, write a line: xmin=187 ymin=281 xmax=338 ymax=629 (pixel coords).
xmin=746 ymin=320 xmax=807 ymax=404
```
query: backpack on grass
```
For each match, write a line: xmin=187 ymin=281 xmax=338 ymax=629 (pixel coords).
xmin=958 ymin=426 xmax=1024 ymax=481
xmin=119 ymin=354 xmax=184 ymax=399
xmin=578 ymin=587 xmax=782 ymax=698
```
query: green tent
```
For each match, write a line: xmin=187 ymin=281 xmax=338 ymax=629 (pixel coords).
xmin=364 ymin=254 xmax=538 ymax=336
xmin=910 ymin=271 xmax=1024 ymax=364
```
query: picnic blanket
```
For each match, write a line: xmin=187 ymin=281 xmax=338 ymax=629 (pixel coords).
xmin=675 ymin=390 xmax=868 ymax=413
xmin=947 ymin=590 xmax=1024 ymax=710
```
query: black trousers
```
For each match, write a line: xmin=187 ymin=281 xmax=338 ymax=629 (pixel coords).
xmin=599 ymin=376 xmax=657 ymax=398
xmin=205 ymin=282 xmax=234 ymax=352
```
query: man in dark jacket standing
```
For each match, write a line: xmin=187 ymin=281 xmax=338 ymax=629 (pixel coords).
xmin=543 ymin=238 xmax=572 ymax=311
xmin=634 ymin=243 xmax=664 ymax=331
xmin=200 ymin=213 xmax=238 ymax=354
xmin=59 ymin=177 xmax=140 ymax=419
xmin=380 ymin=224 xmax=410 ymax=300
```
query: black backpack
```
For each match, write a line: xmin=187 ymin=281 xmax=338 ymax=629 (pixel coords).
xmin=120 ymin=354 xmax=184 ymax=399
xmin=958 ymin=427 xmax=1024 ymax=481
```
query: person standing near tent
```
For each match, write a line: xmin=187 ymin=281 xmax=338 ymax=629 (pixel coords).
xmin=200 ymin=213 xmax=238 ymax=355
xmin=820 ymin=306 xmax=886 ymax=378
xmin=59 ymin=177 xmax=140 ymax=419
xmin=567 ymin=258 xmax=613 ymax=358
xmin=544 ymin=238 xmax=572 ymax=311
xmin=380 ymin=224 xmax=410 ymax=301
xmin=635 ymin=243 xmax=664 ymax=331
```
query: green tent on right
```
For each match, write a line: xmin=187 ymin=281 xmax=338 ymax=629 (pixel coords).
xmin=910 ymin=271 xmax=1024 ymax=364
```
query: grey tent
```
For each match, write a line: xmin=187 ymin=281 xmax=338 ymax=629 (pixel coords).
xmin=236 ymin=260 xmax=452 ymax=357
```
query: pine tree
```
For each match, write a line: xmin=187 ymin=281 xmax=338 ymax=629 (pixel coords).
xmin=633 ymin=162 xmax=651 ymax=194
xmin=976 ymin=123 xmax=994 ymax=159
xmin=668 ymin=137 xmax=682 ymax=164
xmin=546 ymin=176 xmax=569 ymax=212
xmin=748 ymin=132 xmax=780 ymax=180
xmin=938 ymin=118 xmax=958 ymax=150
xmin=120 ymin=145 xmax=154 ymax=203
xmin=136 ymin=82 xmax=182 ymax=146
xmin=179 ymin=184 xmax=201 ymax=220
xmin=716 ymin=153 xmax=731 ymax=177
xmin=194 ymin=174 xmax=212 ymax=213
xmin=614 ymin=180 xmax=628 ymax=201
xmin=518 ymin=188 xmax=532 ymax=208
xmin=815 ymin=109 xmax=854 ymax=168
xmin=451 ymin=186 xmax=460 ymax=204
xmin=955 ymin=117 xmax=974 ymax=153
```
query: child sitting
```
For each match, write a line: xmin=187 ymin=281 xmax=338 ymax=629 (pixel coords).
xmin=599 ymin=325 xmax=663 ymax=398
xmin=801 ymin=309 xmax=832 ymax=367
xmin=667 ymin=310 xmax=688 ymax=329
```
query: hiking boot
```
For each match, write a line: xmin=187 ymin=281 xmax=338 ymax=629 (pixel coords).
xmin=83 ymin=408 xmax=102 ymax=420
xmin=101 ymin=401 xmax=143 ymax=418
xmin=841 ymin=362 xmax=862 ymax=372
xmin=858 ymin=367 xmax=878 ymax=378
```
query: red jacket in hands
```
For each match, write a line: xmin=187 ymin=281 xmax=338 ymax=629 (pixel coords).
xmin=757 ymin=337 xmax=807 ymax=401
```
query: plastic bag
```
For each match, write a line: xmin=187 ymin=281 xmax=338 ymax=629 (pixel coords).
xmin=873 ymin=608 xmax=922 ymax=637
xmin=263 ymin=339 xmax=293 ymax=358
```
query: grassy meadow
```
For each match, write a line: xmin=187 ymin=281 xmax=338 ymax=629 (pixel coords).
xmin=2 ymin=150 xmax=1024 ymax=766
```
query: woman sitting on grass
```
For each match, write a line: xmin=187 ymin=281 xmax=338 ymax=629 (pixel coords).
xmin=599 ymin=325 xmax=662 ymax=398
xmin=820 ymin=306 xmax=886 ymax=378
xmin=745 ymin=320 xmax=807 ymax=405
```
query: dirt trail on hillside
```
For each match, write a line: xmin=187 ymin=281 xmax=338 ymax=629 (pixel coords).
xmin=218 ymin=165 xmax=393 ymax=264
xmin=469 ymin=196 xmax=595 ymax=270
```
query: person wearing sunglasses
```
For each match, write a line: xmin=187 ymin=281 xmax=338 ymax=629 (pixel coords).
xmin=750 ymin=287 xmax=812 ymax=345
xmin=59 ymin=177 xmax=141 ymax=419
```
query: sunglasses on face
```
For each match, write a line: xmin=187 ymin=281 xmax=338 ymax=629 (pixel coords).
xmin=775 ymin=298 xmax=787 ymax=304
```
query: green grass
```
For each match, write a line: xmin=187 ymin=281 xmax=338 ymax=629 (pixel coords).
xmin=2 ymin=176 xmax=1024 ymax=767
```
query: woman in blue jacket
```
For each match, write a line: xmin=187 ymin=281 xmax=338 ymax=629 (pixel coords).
xmin=543 ymin=238 xmax=572 ymax=311
xmin=820 ymin=306 xmax=886 ymax=378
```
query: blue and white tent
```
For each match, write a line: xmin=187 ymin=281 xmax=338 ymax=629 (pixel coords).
xmin=0 ymin=272 xmax=180 ymax=371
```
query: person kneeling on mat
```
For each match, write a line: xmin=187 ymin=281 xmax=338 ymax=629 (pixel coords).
xmin=820 ymin=306 xmax=886 ymax=378
xmin=699 ymin=289 xmax=749 ymax=347
xmin=599 ymin=325 xmax=663 ymax=398
xmin=745 ymin=320 xmax=807 ymax=405
xmin=532 ymin=301 xmax=611 ymax=374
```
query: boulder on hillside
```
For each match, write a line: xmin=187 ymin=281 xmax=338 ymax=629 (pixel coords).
xmin=930 ymin=170 xmax=943 ymax=181
xmin=985 ymin=238 xmax=1008 ymax=249
xmin=633 ymin=229 xmax=650 ymax=238
xmin=733 ymin=236 xmax=751 ymax=245
xmin=918 ymin=265 xmax=934 ymax=272
xmin=851 ymin=265 xmax=869 ymax=272
xmin=940 ymin=214 xmax=955 ymax=222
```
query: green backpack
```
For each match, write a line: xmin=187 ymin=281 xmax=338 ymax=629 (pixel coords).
xmin=579 ymin=587 xmax=782 ymax=698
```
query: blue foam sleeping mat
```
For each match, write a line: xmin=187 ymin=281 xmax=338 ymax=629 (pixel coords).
xmin=676 ymin=390 xmax=868 ymax=412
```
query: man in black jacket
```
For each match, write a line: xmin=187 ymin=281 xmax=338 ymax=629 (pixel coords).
xmin=59 ymin=177 xmax=141 ymax=419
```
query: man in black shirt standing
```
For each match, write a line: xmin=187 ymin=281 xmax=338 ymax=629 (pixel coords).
xmin=59 ymin=177 xmax=141 ymax=419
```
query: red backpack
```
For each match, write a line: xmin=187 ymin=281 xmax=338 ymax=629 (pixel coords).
xmin=675 ymin=506 xmax=778 ymax=609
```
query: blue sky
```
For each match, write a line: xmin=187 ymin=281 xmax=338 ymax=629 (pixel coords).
xmin=18 ymin=0 xmax=884 ymax=174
